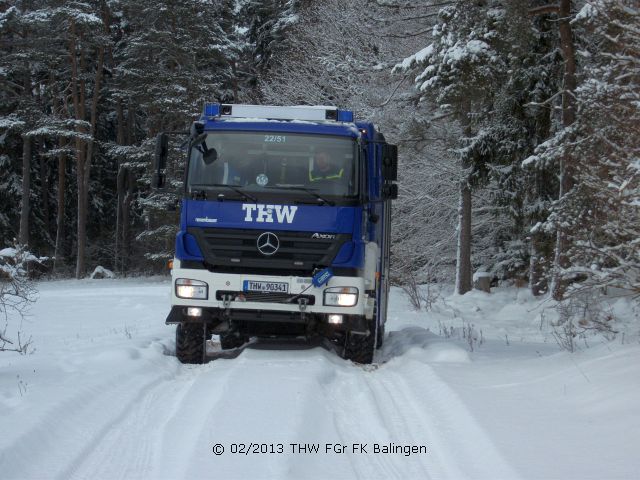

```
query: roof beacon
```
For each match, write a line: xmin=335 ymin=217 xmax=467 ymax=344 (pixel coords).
xmin=202 ymin=103 xmax=354 ymax=123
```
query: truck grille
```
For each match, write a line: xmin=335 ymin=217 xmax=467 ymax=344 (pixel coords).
xmin=216 ymin=291 xmax=316 ymax=305
xmin=188 ymin=227 xmax=350 ymax=276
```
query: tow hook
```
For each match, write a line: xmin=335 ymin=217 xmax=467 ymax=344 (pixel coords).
xmin=298 ymin=297 xmax=308 ymax=311
xmin=223 ymin=294 xmax=232 ymax=315
xmin=298 ymin=297 xmax=308 ymax=320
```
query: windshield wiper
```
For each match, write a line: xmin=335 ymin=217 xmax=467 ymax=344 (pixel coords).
xmin=264 ymin=186 xmax=335 ymax=206
xmin=190 ymin=183 xmax=257 ymax=203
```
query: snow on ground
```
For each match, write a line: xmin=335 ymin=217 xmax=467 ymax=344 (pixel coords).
xmin=1 ymin=278 xmax=639 ymax=480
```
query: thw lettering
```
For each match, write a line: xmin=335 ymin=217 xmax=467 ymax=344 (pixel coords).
xmin=242 ymin=204 xmax=298 ymax=224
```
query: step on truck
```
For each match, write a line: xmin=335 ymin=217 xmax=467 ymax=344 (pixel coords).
xmin=152 ymin=104 xmax=398 ymax=364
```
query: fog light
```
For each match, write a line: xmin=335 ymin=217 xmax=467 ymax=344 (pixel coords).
xmin=328 ymin=314 xmax=343 ymax=325
xmin=187 ymin=307 xmax=202 ymax=317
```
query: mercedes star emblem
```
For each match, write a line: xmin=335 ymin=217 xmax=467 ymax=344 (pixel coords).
xmin=257 ymin=232 xmax=279 ymax=256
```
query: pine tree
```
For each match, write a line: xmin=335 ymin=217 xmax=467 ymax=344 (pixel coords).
xmin=238 ymin=0 xmax=300 ymax=98
xmin=395 ymin=1 xmax=509 ymax=294
xmin=556 ymin=0 xmax=639 ymax=297
xmin=110 ymin=0 xmax=237 ymax=271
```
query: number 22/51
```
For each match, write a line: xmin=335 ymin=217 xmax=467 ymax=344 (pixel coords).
xmin=264 ymin=135 xmax=286 ymax=143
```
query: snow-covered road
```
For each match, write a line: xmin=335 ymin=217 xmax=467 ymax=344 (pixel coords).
xmin=1 ymin=279 xmax=638 ymax=479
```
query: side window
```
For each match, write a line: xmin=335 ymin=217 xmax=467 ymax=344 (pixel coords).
xmin=358 ymin=144 xmax=367 ymax=199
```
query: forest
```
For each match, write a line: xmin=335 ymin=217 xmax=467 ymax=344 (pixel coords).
xmin=1 ymin=0 xmax=638 ymax=309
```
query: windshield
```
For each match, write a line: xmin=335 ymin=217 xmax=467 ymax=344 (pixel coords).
xmin=186 ymin=132 xmax=358 ymax=202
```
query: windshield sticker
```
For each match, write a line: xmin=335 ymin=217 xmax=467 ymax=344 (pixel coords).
xmin=264 ymin=134 xmax=286 ymax=143
xmin=256 ymin=174 xmax=269 ymax=186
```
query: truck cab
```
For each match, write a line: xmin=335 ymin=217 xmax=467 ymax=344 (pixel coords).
xmin=153 ymin=104 xmax=398 ymax=364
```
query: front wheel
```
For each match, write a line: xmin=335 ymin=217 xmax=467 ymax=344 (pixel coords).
xmin=176 ymin=323 xmax=205 ymax=364
xmin=376 ymin=322 xmax=385 ymax=349
xmin=342 ymin=327 xmax=376 ymax=364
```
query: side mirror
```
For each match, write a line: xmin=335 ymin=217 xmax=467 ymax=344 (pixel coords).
xmin=381 ymin=144 xmax=398 ymax=181
xmin=382 ymin=183 xmax=398 ymax=200
xmin=152 ymin=133 xmax=168 ymax=189
xmin=202 ymin=146 xmax=218 ymax=165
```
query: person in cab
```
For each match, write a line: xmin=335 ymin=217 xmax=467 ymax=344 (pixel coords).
xmin=309 ymin=151 xmax=344 ymax=182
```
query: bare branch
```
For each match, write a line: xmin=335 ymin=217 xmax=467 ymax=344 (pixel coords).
xmin=529 ymin=4 xmax=560 ymax=16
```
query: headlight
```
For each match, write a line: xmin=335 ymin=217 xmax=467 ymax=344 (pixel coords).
xmin=175 ymin=278 xmax=208 ymax=299
xmin=323 ymin=287 xmax=358 ymax=307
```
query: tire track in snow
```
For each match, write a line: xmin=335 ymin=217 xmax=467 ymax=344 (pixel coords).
xmin=182 ymin=348 xmax=354 ymax=480
xmin=364 ymin=370 xmax=453 ymax=479
xmin=5 ymin=334 xmax=517 ymax=479
xmin=1 ymin=345 xmax=180 ymax=480
xmin=69 ymin=346 xmax=360 ymax=480
xmin=318 ymin=357 xmax=520 ymax=480
xmin=367 ymin=368 xmax=470 ymax=479
xmin=58 ymin=373 xmax=176 ymax=480
xmin=65 ymin=358 xmax=241 ymax=480
xmin=147 ymin=358 xmax=248 ymax=480
xmin=374 ymin=361 xmax=520 ymax=480
xmin=317 ymin=365 xmax=422 ymax=480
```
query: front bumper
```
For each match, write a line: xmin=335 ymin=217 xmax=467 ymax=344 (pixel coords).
xmin=169 ymin=265 xmax=373 ymax=319
xmin=165 ymin=305 xmax=369 ymax=333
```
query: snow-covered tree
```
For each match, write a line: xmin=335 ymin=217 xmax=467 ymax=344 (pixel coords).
xmin=394 ymin=0 xmax=574 ymax=295
xmin=535 ymin=1 xmax=640 ymax=298
xmin=238 ymin=0 xmax=300 ymax=96
xmin=395 ymin=1 xmax=510 ymax=293
xmin=0 ymin=244 xmax=43 ymax=353
xmin=105 ymin=0 xmax=237 ymax=271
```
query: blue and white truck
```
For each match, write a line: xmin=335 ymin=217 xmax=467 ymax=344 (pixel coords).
xmin=152 ymin=104 xmax=398 ymax=364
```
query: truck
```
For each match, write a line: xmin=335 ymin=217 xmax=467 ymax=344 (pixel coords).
xmin=152 ymin=104 xmax=398 ymax=364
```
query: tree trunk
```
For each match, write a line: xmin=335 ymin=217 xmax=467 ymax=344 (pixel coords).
xmin=69 ymin=22 xmax=87 ymax=279
xmin=77 ymin=45 xmax=105 ymax=275
xmin=19 ymin=135 xmax=32 ymax=247
xmin=121 ymin=169 xmax=135 ymax=272
xmin=116 ymin=166 xmax=127 ymax=272
xmin=39 ymin=140 xmax=51 ymax=247
xmin=551 ymin=0 xmax=577 ymax=301
xmin=116 ymin=98 xmax=126 ymax=145
xmin=54 ymin=148 xmax=66 ymax=269
xmin=51 ymin=74 xmax=66 ymax=270
xmin=455 ymin=182 xmax=472 ymax=294
xmin=529 ymin=231 xmax=547 ymax=296
xmin=126 ymin=100 xmax=135 ymax=145
xmin=114 ymin=96 xmax=128 ymax=271
xmin=83 ymin=46 xmax=104 ymax=190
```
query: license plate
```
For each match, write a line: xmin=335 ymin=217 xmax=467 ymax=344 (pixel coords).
xmin=243 ymin=280 xmax=289 ymax=294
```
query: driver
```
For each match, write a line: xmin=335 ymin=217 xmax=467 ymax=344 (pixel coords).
xmin=309 ymin=151 xmax=344 ymax=182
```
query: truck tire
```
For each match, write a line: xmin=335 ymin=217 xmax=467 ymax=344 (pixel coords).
xmin=376 ymin=322 xmax=385 ymax=349
xmin=343 ymin=328 xmax=376 ymax=364
xmin=176 ymin=323 xmax=205 ymax=364
xmin=373 ymin=295 xmax=385 ymax=349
